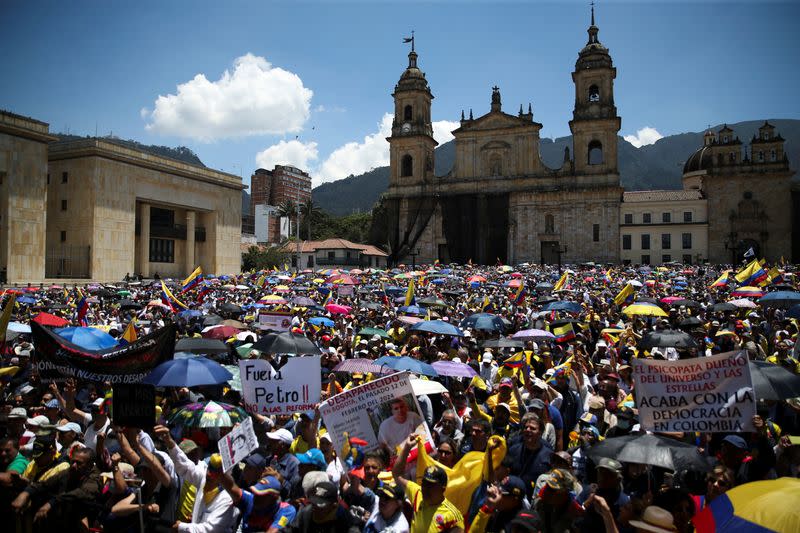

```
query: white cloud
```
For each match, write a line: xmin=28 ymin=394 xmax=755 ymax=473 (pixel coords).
xmin=255 ymin=139 xmax=319 ymax=171
xmin=143 ymin=53 xmax=313 ymax=141
xmin=432 ymin=120 xmax=459 ymax=145
xmin=624 ymin=126 xmax=663 ymax=148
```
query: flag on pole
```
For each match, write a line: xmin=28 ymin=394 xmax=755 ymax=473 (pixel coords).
xmin=735 ymin=259 xmax=768 ymax=286
xmin=181 ymin=266 xmax=203 ymax=293
xmin=503 ymin=352 xmax=525 ymax=368
xmin=554 ymin=272 xmax=569 ymax=292
xmin=513 ymin=282 xmax=525 ymax=305
xmin=709 ymin=270 xmax=731 ymax=288
xmin=481 ymin=295 xmax=491 ymax=312
xmin=76 ymin=297 xmax=90 ymax=326
xmin=553 ymin=323 xmax=575 ymax=343
xmin=603 ymin=269 xmax=613 ymax=285
xmin=0 ymin=294 xmax=16 ymax=344
xmin=613 ymin=283 xmax=635 ymax=305
xmin=404 ymin=280 xmax=415 ymax=307
xmin=161 ymin=281 xmax=188 ymax=311
xmin=120 ymin=319 xmax=138 ymax=345
xmin=743 ymin=247 xmax=755 ymax=259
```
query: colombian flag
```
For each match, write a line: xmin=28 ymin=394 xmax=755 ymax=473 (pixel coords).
xmin=503 ymin=352 xmax=525 ymax=368
xmin=120 ymin=320 xmax=138 ymax=345
xmin=0 ymin=294 xmax=16 ymax=344
xmin=735 ymin=259 xmax=769 ymax=286
xmin=181 ymin=266 xmax=203 ymax=293
xmin=553 ymin=323 xmax=575 ymax=343
xmin=710 ymin=270 xmax=731 ymax=288
xmin=404 ymin=280 xmax=415 ymax=306
xmin=161 ymin=281 xmax=188 ymax=311
xmin=481 ymin=295 xmax=491 ymax=312
xmin=765 ymin=267 xmax=784 ymax=286
xmin=603 ymin=269 xmax=613 ymax=285
xmin=554 ymin=272 xmax=569 ymax=292
xmin=613 ymin=283 xmax=635 ymax=305
xmin=76 ymin=297 xmax=90 ymax=326
xmin=513 ymin=283 xmax=525 ymax=305
xmin=693 ymin=478 xmax=800 ymax=533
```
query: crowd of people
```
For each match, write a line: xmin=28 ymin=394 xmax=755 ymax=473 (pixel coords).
xmin=1 ymin=260 xmax=799 ymax=533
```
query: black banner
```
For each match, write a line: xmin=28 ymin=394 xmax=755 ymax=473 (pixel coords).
xmin=31 ymin=322 xmax=176 ymax=383
xmin=112 ymin=384 xmax=156 ymax=430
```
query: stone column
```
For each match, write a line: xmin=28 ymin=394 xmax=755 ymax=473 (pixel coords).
xmin=138 ymin=203 xmax=150 ymax=277
xmin=185 ymin=210 xmax=196 ymax=275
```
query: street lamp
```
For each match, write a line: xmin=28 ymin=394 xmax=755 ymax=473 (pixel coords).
xmin=408 ymin=249 xmax=420 ymax=270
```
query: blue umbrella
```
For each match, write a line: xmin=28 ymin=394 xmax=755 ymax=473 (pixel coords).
xmin=309 ymin=316 xmax=335 ymax=327
xmin=460 ymin=313 xmax=507 ymax=332
xmin=374 ymin=356 xmax=438 ymax=377
xmin=410 ymin=320 xmax=464 ymax=337
xmin=759 ymin=291 xmax=800 ymax=310
xmin=398 ymin=305 xmax=426 ymax=315
xmin=178 ymin=309 xmax=203 ymax=319
xmin=787 ymin=304 xmax=800 ymax=320
xmin=541 ymin=301 xmax=582 ymax=313
xmin=54 ymin=327 xmax=119 ymax=350
xmin=142 ymin=357 xmax=233 ymax=387
xmin=17 ymin=296 xmax=37 ymax=305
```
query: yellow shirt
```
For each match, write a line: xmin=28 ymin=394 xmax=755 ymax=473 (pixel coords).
xmin=405 ymin=480 xmax=464 ymax=533
xmin=22 ymin=459 xmax=69 ymax=484
xmin=289 ymin=435 xmax=318 ymax=454
xmin=177 ymin=480 xmax=197 ymax=522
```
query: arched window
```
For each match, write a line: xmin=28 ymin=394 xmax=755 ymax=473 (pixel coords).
xmin=588 ymin=140 xmax=603 ymax=165
xmin=757 ymin=151 xmax=764 ymax=162
xmin=729 ymin=151 xmax=736 ymax=163
xmin=545 ymin=214 xmax=555 ymax=233
xmin=770 ymin=149 xmax=777 ymax=162
xmin=403 ymin=105 xmax=413 ymax=121
xmin=588 ymin=84 xmax=600 ymax=102
xmin=490 ymin=155 xmax=502 ymax=176
xmin=401 ymin=154 xmax=413 ymax=177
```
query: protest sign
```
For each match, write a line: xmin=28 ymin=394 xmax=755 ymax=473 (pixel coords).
xmin=31 ymin=322 xmax=176 ymax=383
xmin=320 ymin=371 xmax=433 ymax=457
xmin=633 ymin=350 xmax=755 ymax=432
xmin=240 ymin=356 xmax=321 ymax=415
xmin=258 ymin=312 xmax=292 ymax=331
xmin=112 ymin=384 xmax=156 ymax=431
xmin=337 ymin=285 xmax=355 ymax=297
xmin=218 ymin=417 xmax=258 ymax=473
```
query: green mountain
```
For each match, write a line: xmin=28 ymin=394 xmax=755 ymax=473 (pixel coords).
xmin=53 ymin=133 xmax=206 ymax=168
xmin=312 ymin=119 xmax=800 ymax=216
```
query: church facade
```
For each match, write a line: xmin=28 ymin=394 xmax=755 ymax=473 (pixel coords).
xmin=382 ymin=13 xmax=794 ymax=266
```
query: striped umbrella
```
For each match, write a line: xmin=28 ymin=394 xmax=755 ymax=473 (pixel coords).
xmin=693 ymin=478 xmax=800 ymax=532
xmin=730 ymin=286 xmax=764 ymax=298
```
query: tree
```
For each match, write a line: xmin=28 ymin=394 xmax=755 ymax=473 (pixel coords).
xmin=241 ymin=245 xmax=289 ymax=271
xmin=300 ymin=199 xmax=323 ymax=240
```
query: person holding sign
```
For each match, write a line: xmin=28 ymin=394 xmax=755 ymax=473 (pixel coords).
xmin=220 ymin=472 xmax=296 ymax=533
xmin=378 ymin=397 xmax=424 ymax=457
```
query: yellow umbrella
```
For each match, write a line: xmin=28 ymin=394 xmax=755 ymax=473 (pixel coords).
xmin=312 ymin=278 xmax=325 ymax=284
xmin=622 ymin=303 xmax=668 ymax=317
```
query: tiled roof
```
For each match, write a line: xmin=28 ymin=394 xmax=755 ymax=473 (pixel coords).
xmin=623 ymin=190 xmax=704 ymax=202
xmin=280 ymin=239 xmax=388 ymax=256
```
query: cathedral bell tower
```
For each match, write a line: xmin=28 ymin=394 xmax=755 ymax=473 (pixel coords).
xmin=388 ymin=36 xmax=438 ymax=188
xmin=569 ymin=6 xmax=621 ymax=176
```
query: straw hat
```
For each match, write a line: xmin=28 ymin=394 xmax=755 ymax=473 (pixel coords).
xmin=628 ymin=506 xmax=676 ymax=533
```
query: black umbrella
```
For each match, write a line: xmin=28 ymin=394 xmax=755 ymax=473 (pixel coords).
xmin=251 ymin=332 xmax=321 ymax=355
xmin=418 ymin=296 xmax=449 ymax=308
xmin=361 ymin=302 xmax=384 ymax=311
xmin=219 ymin=303 xmax=243 ymax=315
xmin=587 ymin=433 xmax=709 ymax=472
xmin=535 ymin=297 xmax=558 ymax=306
xmin=481 ymin=338 xmax=525 ymax=349
xmin=677 ymin=317 xmax=704 ymax=329
xmin=202 ymin=314 xmax=224 ymax=327
xmin=634 ymin=297 xmax=661 ymax=305
xmin=708 ymin=302 xmax=737 ymax=312
xmin=460 ymin=313 xmax=507 ymax=332
xmin=175 ymin=337 xmax=230 ymax=355
xmin=670 ymin=299 xmax=701 ymax=308
xmin=749 ymin=361 xmax=800 ymax=401
xmin=535 ymin=283 xmax=554 ymax=291
xmin=119 ymin=299 xmax=143 ymax=311
xmin=640 ymin=330 xmax=699 ymax=349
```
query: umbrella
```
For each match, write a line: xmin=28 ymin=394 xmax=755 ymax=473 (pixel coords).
xmin=361 ymin=302 xmax=384 ymax=311
xmin=251 ymin=332 xmax=321 ymax=355
xmin=758 ymin=290 xmax=800 ymax=309
xmin=398 ymin=305 xmax=426 ymax=315
xmin=410 ymin=378 xmax=448 ymax=396
xmin=309 ymin=317 xmax=336 ymax=328
xmin=32 ymin=312 xmax=69 ymax=327
xmin=693 ymin=478 xmax=800 ymax=533
xmin=332 ymin=358 xmax=388 ymax=375
xmin=7 ymin=322 xmax=32 ymax=334
xmin=467 ymin=275 xmax=486 ymax=283
xmin=358 ymin=327 xmax=390 ymax=339
xmin=201 ymin=325 xmax=241 ymax=340
xmin=260 ymin=295 xmax=288 ymax=305
xmin=54 ymin=327 xmax=118 ymax=350
xmin=542 ymin=301 xmax=582 ymax=313
xmin=417 ymin=296 xmax=449 ymax=308
xmin=677 ymin=317 xmax=704 ymax=328
xmin=622 ymin=303 xmax=668 ymax=317
xmin=730 ymin=286 xmax=764 ymax=298
xmin=460 ymin=313 xmax=507 ymax=332
xmin=292 ymin=296 xmax=317 ymax=307
xmin=787 ymin=304 xmax=800 ymax=320
xmin=142 ymin=357 xmax=233 ymax=387
xmin=17 ymin=296 xmax=37 ymax=305
xmin=178 ymin=309 xmax=203 ymax=320
xmin=512 ymin=329 xmax=555 ymax=341
xmin=118 ymin=299 xmax=143 ymax=310
xmin=482 ymin=338 xmax=525 ymax=349
xmin=325 ymin=303 xmax=351 ymax=315
xmin=634 ymin=297 xmax=661 ymax=305
xmin=397 ymin=315 xmax=424 ymax=325
xmin=749 ymin=361 xmax=800 ymax=400
xmin=727 ymin=298 xmax=758 ymax=309
xmin=221 ymin=319 xmax=246 ymax=329
xmin=431 ymin=361 xmax=478 ymax=378
xmin=174 ymin=337 xmax=229 ymax=355
xmin=670 ymin=299 xmax=701 ymax=308
xmin=168 ymin=401 xmax=248 ymax=428
xmin=374 ymin=356 xmax=438 ymax=377
xmin=534 ymin=282 xmax=554 ymax=291
xmin=708 ymin=303 xmax=737 ymax=313
xmin=219 ymin=302 xmax=243 ymax=315
xmin=410 ymin=320 xmax=464 ymax=337
xmin=587 ymin=433 xmax=709 ymax=472
xmin=639 ymin=330 xmax=699 ymax=349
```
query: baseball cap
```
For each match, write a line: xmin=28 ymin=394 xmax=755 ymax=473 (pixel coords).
xmin=55 ymin=422 xmax=82 ymax=434
xmin=579 ymin=413 xmax=598 ymax=426
xmin=26 ymin=415 xmax=50 ymax=427
xmin=8 ymin=407 xmax=27 ymax=419
xmin=494 ymin=402 xmax=511 ymax=414
xmin=499 ymin=476 xmax=526 ymax=498
xmin=722 ymin=435 xmax=749 ymax=450
xmin=31 ymin=437 xmax=56 ymax=458
xmin=527 ymin=398 xmax=546 ymax=411
xmin=250 ymin=476 xmax=281 ymax=496
xmin=266 ymin=428 xmax=294 ymax=445
xmin=179 ymin=439 xmax=199 ymax=455
xmin=544 ymin=468 xmax=577 ymax=491
xmin=308 ymin=481 xmax=338 ymax=507
xmin=499 ymin=377 xmax=514 ymax=388
xmin=208 ymin=453 xmax=223 ymax=473
xmin=376 ymin=483 xmax=404 ymax=500
xmin=244 ymin=453 xmax=267 ymax=469
xmin=596 ymin=457 xmax=623 ymax=474
xmin=482 ymin=352 xmax=493 ymax=363
xmin=422 ymin=465 xmax=448 ymax=486
xmin=44 ymin=399 xmax=60 ymax=409
xmin=296 ymin=448 xmax=327 ymax=470
xmin=587 ymin=395 xmax=606 ymax=409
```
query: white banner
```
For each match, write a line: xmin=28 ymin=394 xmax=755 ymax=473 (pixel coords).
xmin=240 ymin=356 xmax=321 ymax=415
xmin=319 ymin=372 xmax=433 ymax=458
xmin=258 ymin=312 xmax=292 ymax=331
xmin=633 ymin=350 xmax=755 ymax=433
xmin=218 ymin=417 xmax=258 ymax=473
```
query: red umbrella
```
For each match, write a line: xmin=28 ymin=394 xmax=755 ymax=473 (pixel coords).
xmin=510 ymin=272 xmax=523 ymax=278
xmin=325 ymin=303 xmax=352 ymax=315
xmin=467 ymin=275 xmax=487 ymax=283
xmin=33 ymin=312 xmax=69 ymax=327
xmin=507 ymin=279 xmax=523 ymax=288
xmin=202 ymin=325 xmax=242 ymax=340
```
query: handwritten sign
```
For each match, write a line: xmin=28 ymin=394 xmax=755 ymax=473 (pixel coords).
xmin=240 ymin=356 xmax=321 ymax=415
xmin=218 ymin=417 xmax=258 ymax=473
xmin=633 ymin=350 xmax=755 ymax=433
xmin=112 ymin=384 xmax=156 ymax=430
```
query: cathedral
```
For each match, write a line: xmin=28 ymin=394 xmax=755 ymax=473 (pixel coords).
xmin=382 ymin=10 xmax=794 ymax=266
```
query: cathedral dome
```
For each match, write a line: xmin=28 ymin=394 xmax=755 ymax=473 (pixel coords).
xmin=683 ymin=146 xmax=713 ymax=174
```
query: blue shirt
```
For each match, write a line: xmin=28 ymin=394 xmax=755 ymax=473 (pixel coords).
xmin=237 ymin=489 xmax=296 ymax=532
xmin=271 ymin=453 xmax=300 ymax=500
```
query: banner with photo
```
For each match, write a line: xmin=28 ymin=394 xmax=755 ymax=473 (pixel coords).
xmin=258 ymin=312 xmax=292 ymax=331
xmin=240 ymin=356 xmax=321 ymax=415
xmin=31 ymin=322 xmax=176 ymax=384
xmin=320 ymin=371 xmax=433 ymax=458
xmin=633 ymin=350 xmax=755 ymax=433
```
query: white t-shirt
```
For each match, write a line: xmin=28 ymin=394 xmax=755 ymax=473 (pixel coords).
xmin=377 ymin=412 xmax=423 ymax=453
xmin=81 ymin=415 xmax=110 ymax=452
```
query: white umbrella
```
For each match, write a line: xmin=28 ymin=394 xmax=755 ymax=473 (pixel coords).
xmin=8 ymin=322 xmax=31 ymax=333
xmin=728 ymin=298 xmax=758 ymax=308
xmin=628 ymin=280 xmax=644 ymax=287
xmin=410 ymin=378 xmax=448 ymax=396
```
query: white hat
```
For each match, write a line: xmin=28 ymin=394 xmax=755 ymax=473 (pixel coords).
xmin=56 ymin=422 xmax=82 ymax=433
xmin=26 ymin=415 xmax=50 ymax=427
xmin=452 ymin=357 xmax=462 ymax=364
xmin=482 ymin=352 xmax=493 ymax=363
xmin=385 ymin=343 xmax=396 ymax=350
xmin=628 ymin=506 xmax=676 ymax=533
xmin=266 ymin=428 xmax=294 ymax=445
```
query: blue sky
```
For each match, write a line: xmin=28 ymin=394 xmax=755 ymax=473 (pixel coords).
xmin=2 ymin=1 xmax=797 ymax=187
